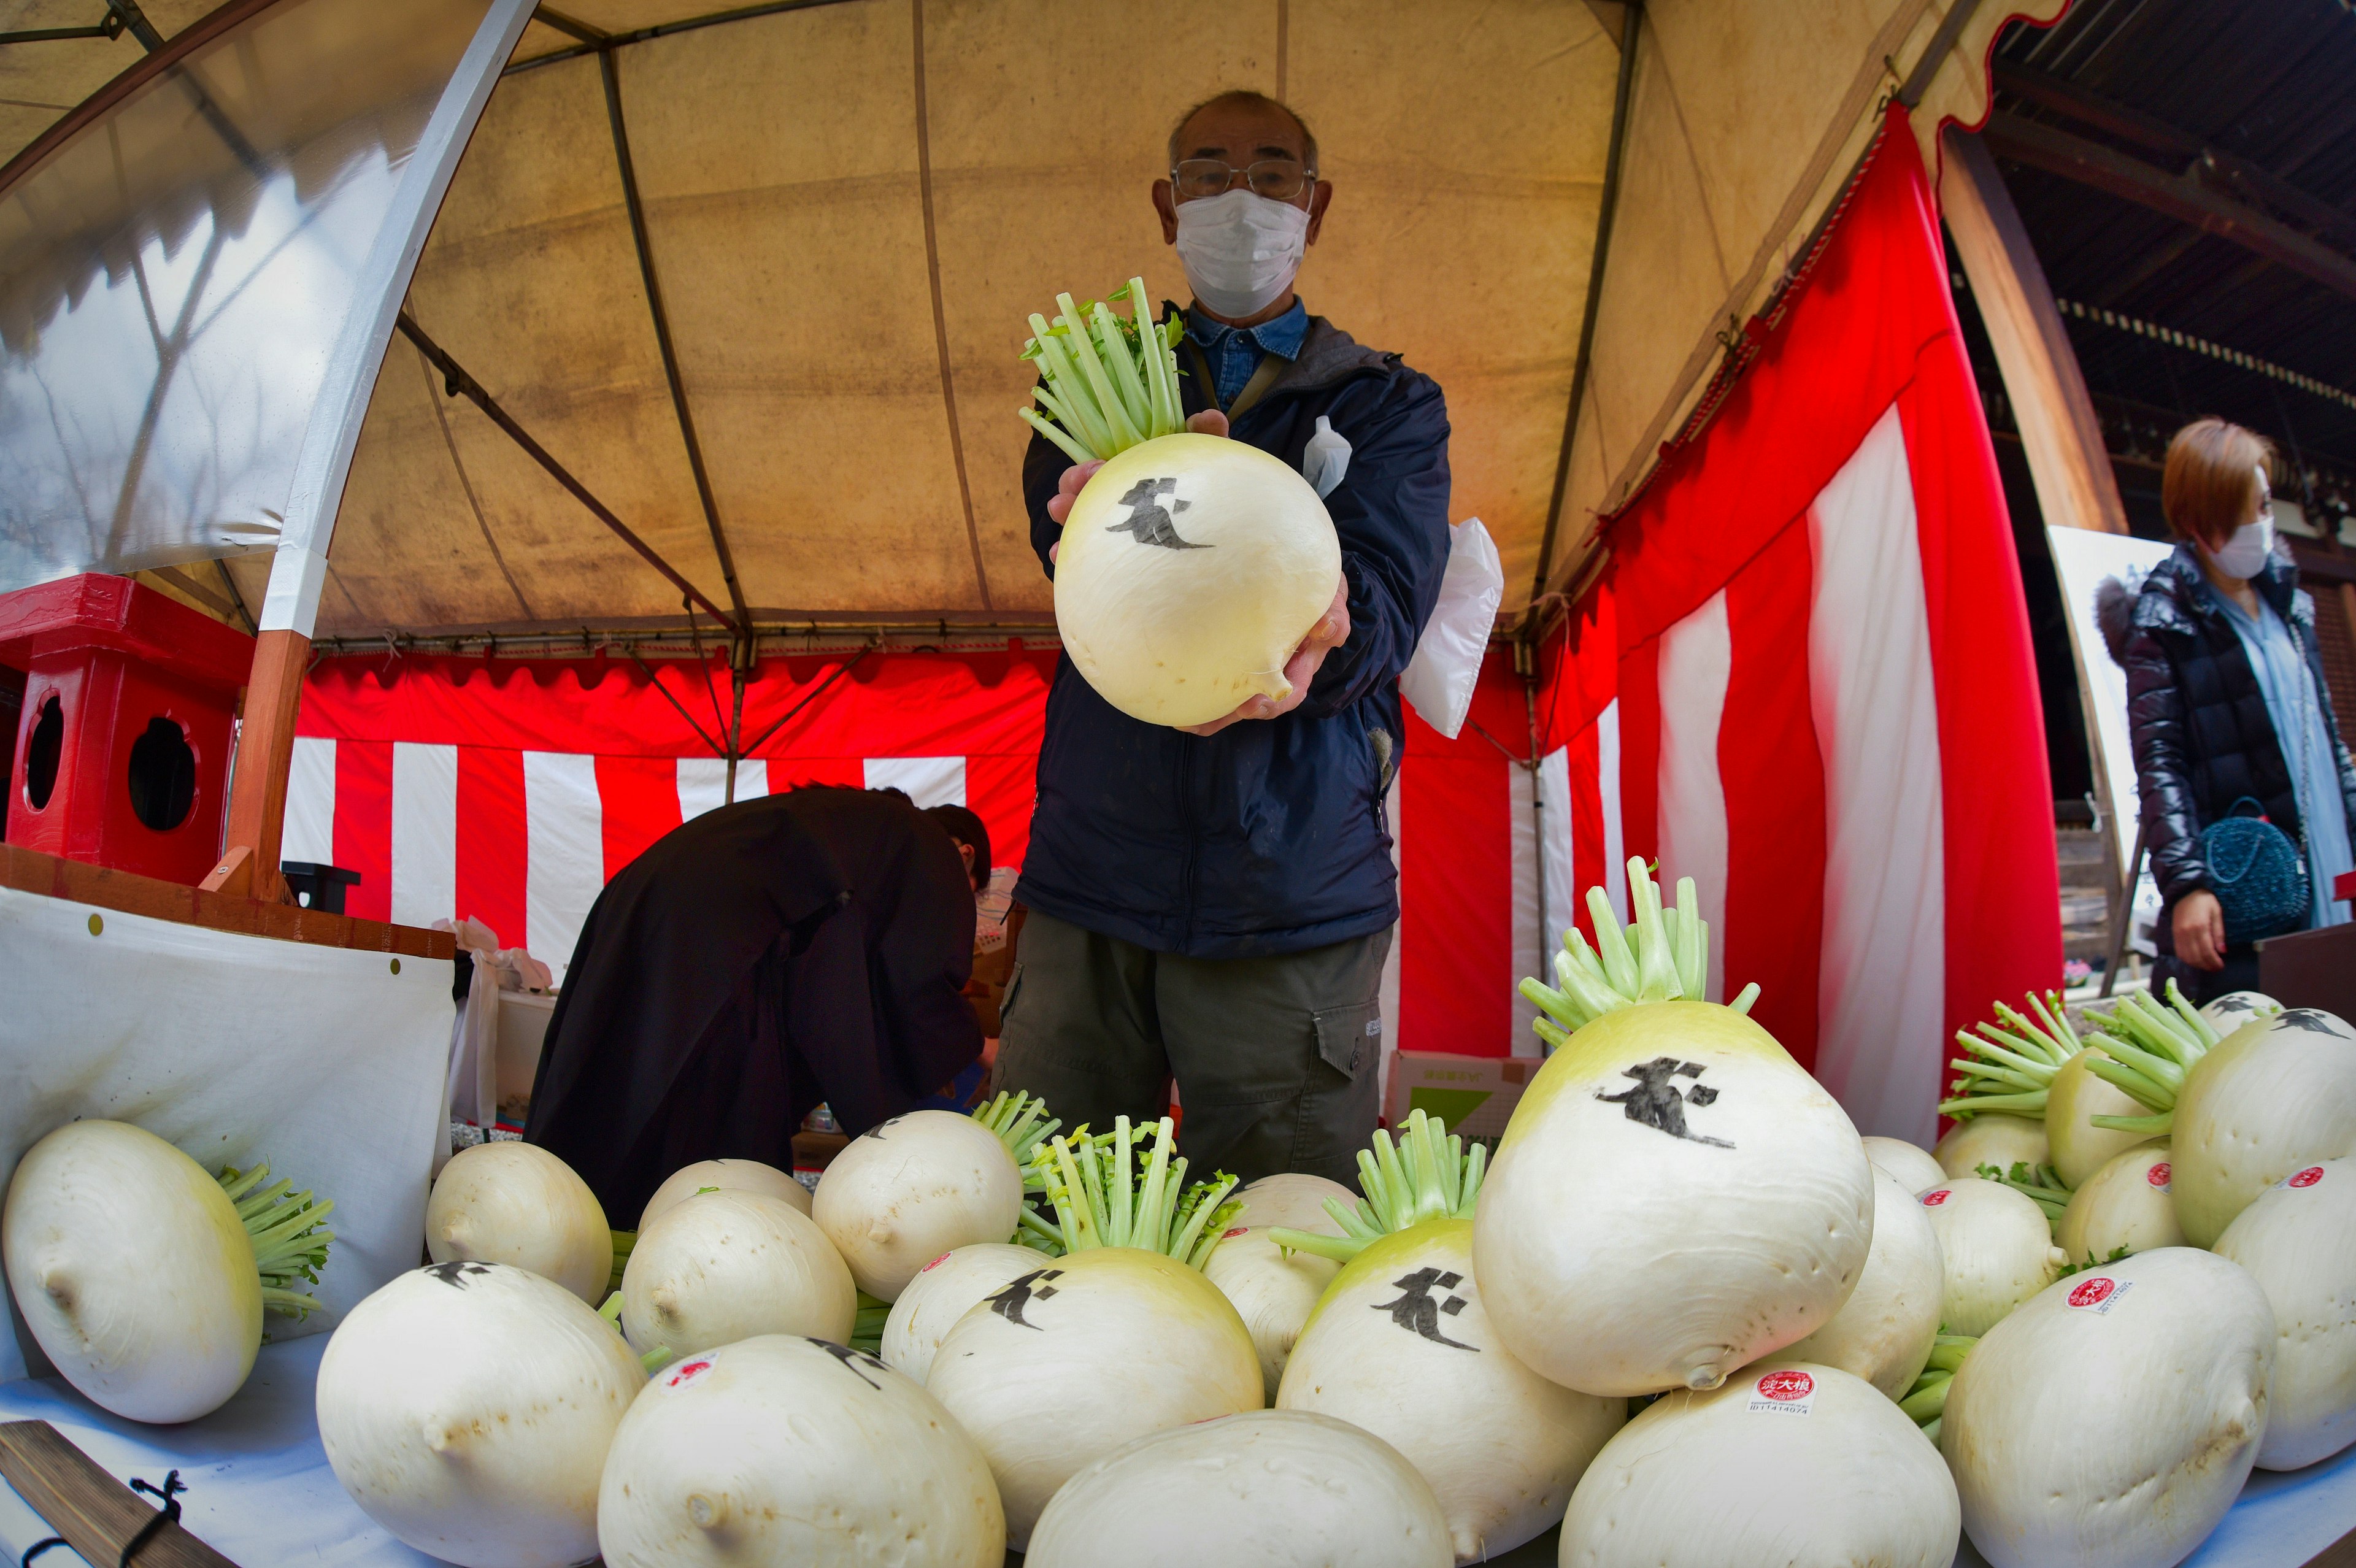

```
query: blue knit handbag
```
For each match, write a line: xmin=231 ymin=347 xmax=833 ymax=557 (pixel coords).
xmin=2203 ymin=797 xmax=2309 ymax=945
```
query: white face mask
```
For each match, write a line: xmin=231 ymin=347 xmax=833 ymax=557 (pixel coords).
xmin=1172 ymin=188 xmax=1311 ymax=320
xmin=2206 ymin=467 xmax=2276 ymax=580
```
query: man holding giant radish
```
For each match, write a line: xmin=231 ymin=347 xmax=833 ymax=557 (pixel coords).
xmin=999 ymin=90 xmax=1451 ymax=1187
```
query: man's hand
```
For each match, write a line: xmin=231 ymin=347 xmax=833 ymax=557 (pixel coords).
xmin=1180 ymin=574 xmax=1352 ymax=737
xmin=2173 ymin=888 xmax=2227 ymax=972
xmin=1045 ymin=410 xmax=1230 ymax=562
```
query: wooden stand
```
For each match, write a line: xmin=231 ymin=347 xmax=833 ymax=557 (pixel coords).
xmin=0 ymin=1421 xmax=239 ymax=1568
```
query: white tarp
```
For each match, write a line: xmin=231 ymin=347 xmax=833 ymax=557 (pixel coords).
xmin=0 ymin=886 xmax=453 ymax=1384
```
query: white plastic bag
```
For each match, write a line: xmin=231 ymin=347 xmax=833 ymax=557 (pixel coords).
xmin=1399 ymin=518 xmax=1504 ymax=739
xmin=1301 ymin=415 xmax=1351 ymax=498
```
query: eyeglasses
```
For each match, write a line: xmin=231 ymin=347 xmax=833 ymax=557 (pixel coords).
xmin=1171 ymin=158 xmax=1315 ymax=203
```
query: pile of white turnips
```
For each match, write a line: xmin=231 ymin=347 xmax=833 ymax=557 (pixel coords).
xmin=10 ymin=870 xmax=2354 ymax=1568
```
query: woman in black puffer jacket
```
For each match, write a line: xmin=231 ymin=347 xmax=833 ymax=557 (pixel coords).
xmin=2123 ymin=418 xmax=2356 ymax=1002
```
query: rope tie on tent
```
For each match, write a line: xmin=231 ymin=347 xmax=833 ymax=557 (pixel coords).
xmin=18 ymin=1469 xmax=185 ymax=1567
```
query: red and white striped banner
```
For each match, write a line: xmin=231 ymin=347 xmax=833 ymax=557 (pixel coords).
xmin=289 ymin=646 xmax=1539 ymax=1066
xmin=1530 ymin=107 xmax=2062 ymax=1143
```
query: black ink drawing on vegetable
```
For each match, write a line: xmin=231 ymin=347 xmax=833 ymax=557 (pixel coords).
xmin=1596 ymin=1056 xmax=1735 ymax=1147
xmin=1369 ymin=1267 xmax=1478 ymax=1351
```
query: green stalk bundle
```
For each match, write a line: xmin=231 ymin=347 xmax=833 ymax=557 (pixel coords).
xmin=1976 ymin=1160 xmax=2073 ymax=1225
xmin=975 ymin=1091 xmax=1063 ymax=1192
xmin=2084 ymin=980 xmax=2220 ymax=1136
xmin=1939 ymin=991 xmax=2082 ymax=1121
xmin=216 ymin=1162 xmax=335 ymax=1319
xmin=1022 ymin=1116 xmax=1241 ymax=1269
xmin=1520 ymin=856 xmax=1760 ymax=1050
xmin=1017 ymin=279 xmax=1187 ymax=464
xmin=1901 ymin=1335 xmax=1975 ymax=1442
xmin=1266 ymin=1109 xmax=1485 ymax=1264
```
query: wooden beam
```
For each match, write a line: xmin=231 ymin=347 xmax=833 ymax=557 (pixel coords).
xmin=2 ymin=842 xmax=451 ymax=958
xmin=1939 ymin=128 xmax=2129 ymax=537
xmin=1982 ymin=112 xmax=2356 ymax=306
xmin=202 ymin=628 xmax=307 ymax=905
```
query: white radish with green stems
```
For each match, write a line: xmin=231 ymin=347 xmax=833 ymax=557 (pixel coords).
xmin=1268 ymin=1112 xmax=1621 ymax=1562
xmin=2054 ymin=1142 xmax=2182 ymax=1266
xmin=638 ymin=1156 xmax=808 ymax=1228
xmin=1934 ymin=989 xmax=2141 ymax=1186
xmin=2214 ymin=1156 xmax=2356 ymax=1470
xmin=2086 ymin=992 xmax=2356 ymax=1245
xmin=1022 ymin=282 xmax=1340 ymax=729
xmin=595 ymin=1334 xmax=1004 ymax=1568
xmin=617 ymin=1189 xmax=854 ymax=1364
xmin=1914 ymin=1178 xmax=2063 ymax=1337
xmin=1558 ymin=1361 xmax=1959 ymax=1568
xmin=1228 ymin=1170 xmax=1359 ymax=1232
xmin=1202 ymin=1231 xmax=1338 ymax=1401
xmin=1785 ymin=1166 xmax=1946 ymax=1400
xmin=1023 ymin=1411 xmax=1453 ymax=1568
xmin=1204 ymin=1173 xmax=1351 ymax=1399
xmin=879 ymin=1240 xmax=1050 ymax=1385
xmin=812 ymin=1108 xmax=1025 ymax=1301
xmin=1479 ymin=860 xmax=1873 ymax=1397
xmin=1940 ymin=1247 xmax=2273 ymax=1568
xmin=925 ymin=1116 xmax=1257 ymax=1546
xmin=3 ymin=1121 xmax=335 ymax=1424
xmin=1863 ymin=1134 xmax=1947 ymax=1194
xmin=427 ymin=1140 xmax=612 ymax=1304
xmin=2201 ymin=988 xmax=2282 ymax=1031
xmin=1934 ymin=1114 xmax=2047 ymax=1182
xmin=317 ymin=1260 xmax=644 ymax=1568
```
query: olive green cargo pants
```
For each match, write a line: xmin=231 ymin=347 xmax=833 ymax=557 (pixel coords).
xmin=994 ymin=910 xmax=1389 ymax=1188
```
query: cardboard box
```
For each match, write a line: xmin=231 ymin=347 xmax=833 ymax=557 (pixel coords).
xmin=1385 ymin=1051 xmax=1540 ymax=1139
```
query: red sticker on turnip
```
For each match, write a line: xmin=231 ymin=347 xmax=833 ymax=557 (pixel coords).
xmin=1221 ymin=1228 xmax=1249 ymax=1239
xmin=2285 ymin=1167 xmax=2325 ymax=1189
xmin=664 ymin=1357 xmax=716 ymax=1389
xmin=920 ymin=1253 xmax=953 ymax=1273
xmin=2146 ymin=1163 xmax=2171 ymax=1190
xmin=1921 ymin=1189 xmax=1951 ymax=1207
xmin=2066 ymin=1277 xmax=2132 ymax=1314
xmin=1747 ymin=1369 xmax=1814 ymax=1415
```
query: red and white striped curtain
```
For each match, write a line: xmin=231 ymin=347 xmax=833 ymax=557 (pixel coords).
xmin=287 ymin=644 xmax=1541 ymax=1064
xmin=1532 ymin=106 xmax=2062 ymax=1143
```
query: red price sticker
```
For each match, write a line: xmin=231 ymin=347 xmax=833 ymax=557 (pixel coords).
xmin=1747 ymin=1368 xmax=1815 ymax=1415
xmin=2286 ymin=1167 xmax=2326 ymax=1190
xmin=665 ymin=1356 xmax=716 ymax=1389
xmin=2146 ymin=1162 xmax=2171 ymax=1190
xmin=1921 ymin=1189 xmax=1951 ymax=1207
xmin=2066 ymin=1277 xmax=2133 ymax=1315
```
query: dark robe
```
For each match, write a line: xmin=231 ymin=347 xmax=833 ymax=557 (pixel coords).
xmin=525 ymin=786 xmax=983 ymax=1221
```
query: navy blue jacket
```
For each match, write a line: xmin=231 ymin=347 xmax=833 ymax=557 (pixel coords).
xmin=1016 ymin=309 xmax=1452 ymax=958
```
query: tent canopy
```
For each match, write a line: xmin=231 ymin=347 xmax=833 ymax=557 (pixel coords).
xmin=0 ymin=0 xmax=2061 ymax=641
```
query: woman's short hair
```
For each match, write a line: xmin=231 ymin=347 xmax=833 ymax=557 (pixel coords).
xmin=2162 ymin=418 xmax=2273 ymax=548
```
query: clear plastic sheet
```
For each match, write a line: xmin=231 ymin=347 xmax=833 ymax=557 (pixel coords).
xmin=0 ymin=0 xmax=496 ymax=591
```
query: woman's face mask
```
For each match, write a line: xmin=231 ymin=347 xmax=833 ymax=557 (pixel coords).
xmin=1172 ymin=189 xmax=1311 ymax=320
xmin=2205 ymin=466 xmax=2276 ymax=580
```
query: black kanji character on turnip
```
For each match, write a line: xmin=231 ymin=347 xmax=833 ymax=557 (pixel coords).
xmin=1371 ymin=1267 xmax=1478 ymax=1351
xmin=1597 ymin=1056 xmax=1734 ymax=1148
xmin=1107 ymin=478 xmax=1210 ymax=550
xmin=984 ymin=1269 xmax=1064 ymax=1329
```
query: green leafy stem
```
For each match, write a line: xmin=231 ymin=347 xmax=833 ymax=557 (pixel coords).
xmin=1268 ymin=1109 xmax=1485 ymax=1264
xmin=216 ymin=1163 xmax=334 ymax=1319
xmin=1520 ymin=857 xmax=1760 ymax=1049
xmin=1939 ymin=990 xmax=2082 ymax=1121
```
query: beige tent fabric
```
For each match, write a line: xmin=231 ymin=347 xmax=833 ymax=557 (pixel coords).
xmin=1546 ymin=0 xmax=2069 ymax=602
xmin=5 ymin=0 xmax=2055 ymax=636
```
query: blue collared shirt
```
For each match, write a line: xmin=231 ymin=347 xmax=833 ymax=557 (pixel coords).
xmin=1187 ymin=298 xmax=1308 ymax=409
